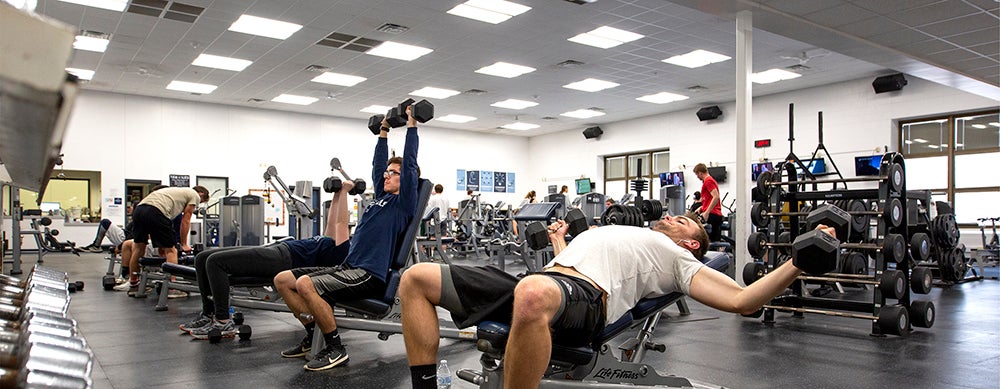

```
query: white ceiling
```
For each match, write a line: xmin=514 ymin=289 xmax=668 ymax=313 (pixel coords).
xmin=33 ymin=0 xmax=999 ymax=137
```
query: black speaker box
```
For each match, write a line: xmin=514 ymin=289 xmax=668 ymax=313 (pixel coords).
xmin=872 ymin=73 xmax=907 ymax=94
xmin=696 ymin=106 xmax=723 ymax=121
xmin=583 ymin=126 xmax=603 ymax=139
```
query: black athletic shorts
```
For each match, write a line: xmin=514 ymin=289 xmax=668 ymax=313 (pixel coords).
xmin=131 ymin=204 xmax=175 ymax=248
xmin=291 ymin=265 xmax=386 ymax=306
xmin=444 ymin=265 xmax=607 ymax=347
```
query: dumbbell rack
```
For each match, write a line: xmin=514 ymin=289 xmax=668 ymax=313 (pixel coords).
xmin=751 ymin=152 xmax=932 ymax=336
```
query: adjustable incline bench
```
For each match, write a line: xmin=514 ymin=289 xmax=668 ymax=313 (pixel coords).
xmin=457 ymin=251 xmax=731 ymax=389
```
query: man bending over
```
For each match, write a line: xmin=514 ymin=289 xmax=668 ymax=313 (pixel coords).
xmin=126 ymin=186 xmax=210 ymax=294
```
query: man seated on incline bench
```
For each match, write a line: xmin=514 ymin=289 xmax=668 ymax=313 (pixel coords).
xmin=273 ymin=108 xmax=420 ymax=371
xmin=399 ymin=212 xmax=837 ymax=388
xmin=178 ymin=180 xmax=356 ymax=339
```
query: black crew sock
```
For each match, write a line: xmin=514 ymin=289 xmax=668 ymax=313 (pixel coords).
xmin=303 ymin=321 xmax=315 ymax=339
xmin=410 ymin=364 xmax=436 ymax=389
xmin=323 ymin=328 xmax=342 ymax=348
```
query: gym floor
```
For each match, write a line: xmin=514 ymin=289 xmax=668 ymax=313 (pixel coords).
xmin=23 ymin=252 xmax=1000 ymax=389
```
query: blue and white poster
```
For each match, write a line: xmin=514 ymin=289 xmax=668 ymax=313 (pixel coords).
xmin=467 ymin=170 xmax=480 ymax=191
xmin=456 ymin=169 xmax=466 ymax=191
xmin=494 ymin=172 xmax=506 ymax=193
xmin=506 ymin=172 xmax=516 ymax=193
xmin=480 ymin=171 xmax=494 ymax=193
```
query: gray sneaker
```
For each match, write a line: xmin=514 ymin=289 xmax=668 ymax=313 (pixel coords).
xmin=303 ymin=345 xmax=349 ymax=371
xmin=191 ymin=320 xmax=236 ymax=340
xmin=179 ymin=314 xmax=213 ymax=333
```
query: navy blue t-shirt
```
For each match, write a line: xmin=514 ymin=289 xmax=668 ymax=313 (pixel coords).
xmin=283 ymin=236 xmax=349 ymax=268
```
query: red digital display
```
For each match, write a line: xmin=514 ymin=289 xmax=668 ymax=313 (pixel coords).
xmin=754 ymin=139 xmax=771 ymax=148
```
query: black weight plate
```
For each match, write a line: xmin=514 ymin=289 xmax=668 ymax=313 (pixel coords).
xmin=910 ymin=233 xmax=930 ymax=262
xmin=750 ymin=202 xmax=768 ymax=228
xmin=883 ymin=233 xmax=905 ymax=263
xmin=747 ymin=231 xmax=767 ymax=258
xmin=848 ymin=199 xmax=870 ymax=236
xmin=884 ymin=198 xmax=903 ymax=228
xmin=755 ymin=170 xmax=772 ymax=199
xmin=888 ymin=163 xmax=905 ymax=192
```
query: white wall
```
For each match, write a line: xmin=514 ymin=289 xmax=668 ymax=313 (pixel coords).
xmin=57 ymin=91 xmax=530 ymax=227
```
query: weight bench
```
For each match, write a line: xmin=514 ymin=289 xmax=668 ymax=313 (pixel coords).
xmin=457 ymin=251 xmax=730 ymax=389
xmin=135 ymin=255 xmax=197 ymax=310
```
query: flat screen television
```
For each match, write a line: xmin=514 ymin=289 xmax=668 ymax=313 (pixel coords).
xmin=659 ymin=171 xmax=685 ymax=187
xmin=707 ymin=166 xmax=728 ymax=184
xmin=854 ymin=155 xmax=882 ymax=176
xmin=795 ymin=158 xmax=826 ymax=176
xmin=575 ymin=178 xmax=593 ymax=195
xmin=751 ymin=162 xmax=773 ymax=181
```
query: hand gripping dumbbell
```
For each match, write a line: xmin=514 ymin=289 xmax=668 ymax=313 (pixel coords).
xmin=323 ymin=158 xmax=367 ymax=195
xmin=385 ymin=98 xmax=435 ymax=128
xmin=523 ymin=209 xmax=590 ymax=251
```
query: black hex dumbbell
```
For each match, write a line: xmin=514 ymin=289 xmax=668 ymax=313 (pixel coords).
xmin=367 ymin=114 xmax=386 ymax=135
xmin=791 ymin=229 xmax=841 ymax=275
xmin=523 ymin=209 xmax=590 ymax=251
xmin=386 ymin=98 xmax=435 ymax=128
xmin=804 ymin=203 xmax=851 ymax=242
xmin=330 ymin=158 xmax=366 ymax=195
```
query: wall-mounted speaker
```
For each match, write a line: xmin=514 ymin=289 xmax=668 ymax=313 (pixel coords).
xmin=582 ymin=126 xmax=603 ymax=139
xmin=696 ymin=106 xmax=723 ymax=121
xmin=872 ymin=73 xmax=907 ymax=94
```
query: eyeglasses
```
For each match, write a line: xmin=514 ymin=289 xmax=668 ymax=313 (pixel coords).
xmin=383 ymin=169 xmax=401 ymax=178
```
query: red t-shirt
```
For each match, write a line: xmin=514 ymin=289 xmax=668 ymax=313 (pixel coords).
xmin=700 ymin=175 xmax=723 ymax=216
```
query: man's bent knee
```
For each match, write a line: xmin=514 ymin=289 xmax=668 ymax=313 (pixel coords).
xmin=512 ymin=276 xmax=562 ymax=320
xmin=295 ymin=275 xmax=317 ymax=296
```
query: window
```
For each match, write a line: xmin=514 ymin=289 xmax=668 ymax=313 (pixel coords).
xmin=604 ymin=148 xmax=668 ymax=202
xmin=3 ymin=169 xmax=102 ymax=221
xmin=900 ymin=110 xmax=999 ymax=226
xmin=196 ymin=176 xmax=229 ymax=216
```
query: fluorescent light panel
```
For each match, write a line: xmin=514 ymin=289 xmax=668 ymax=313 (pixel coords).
xmin=971 ymin=124 xmax=987 ymax=129
xmin=501 ymin=122 xmax=539 ymax=131
xmin=361 ymin=105 xmax=392 ymax=114
xmin=563 ymin=78 xmax=619 ymax=92
xmin=913 ymin=138 xmax=928 ymax=143
xmin=311 ymin=72 xmax=367 ymax=87
xmin=990 ymin=122 xmax=1000 ymax=127
xmin=228 ymin=15 xmax=302 ymax=40
xmin=662 ymin=49 xmax=731 ymax=68
xmin=491 ymin=99 xmax=538 ymax=110
xmin=636 ymin=92 xmax=689 ymax=104
xmin=66 ymin=68 xmax=94 ymax=81
xmin=568 ymin=26 xmax=643 ymax=49
xmin=58 ymin=0 xmax=126 ymax=11
xmin=192 ymin=54 xmax=252 ymax=72
xmin=560 ymin=109 xmax=605 ymax=119
xmin=475 ymin=62 xmax=535 ymax=78
xmin=73 ymin=35 xmax=109 ymax=52
xmin=272 ymin=94 xmax=318 ymax=105
xmin=366 ymin=42 xmax=433 ymax=61
xmin=751 ymin=68 xmax=801 ymax=84
xmin=410 ymin=87 xmax=460 ymax=99
xmin=437 ymin=114 xmax=477 ymax=123
xmin=166 ymin=81 xmax=217 ymax=94
xmin=447 ymin=0 xmax=530 ymax=24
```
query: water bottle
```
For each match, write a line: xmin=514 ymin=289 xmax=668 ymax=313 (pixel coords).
xmin=436 ymin=359 xmax=452 ymax=388
xmin=229 ymin=306 xmax=235 ymax=317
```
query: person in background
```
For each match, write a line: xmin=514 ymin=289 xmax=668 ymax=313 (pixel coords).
xmin=426 ymin=184 xmax=450 ymax=221
xmin=693 ymin=163 xmax=722 ymax=242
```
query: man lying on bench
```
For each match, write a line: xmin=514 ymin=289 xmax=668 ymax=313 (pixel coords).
xmin=399 ymin=212 xmax=837 ymax=389
xmin=273 ymin=109 xmax=421 ymax=371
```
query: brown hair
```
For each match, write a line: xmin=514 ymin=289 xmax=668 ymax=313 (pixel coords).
xmin=693 ymin=163 xmax=708 ymax=174
xmin=684 ymin=211 xmax=710 ymax=260
xmin=192 ymin=185 xmax=211 ymax=202
xmin=434 ymin=184 xmax=444 ymax=193
xmin=387 ymin=156 xmax=420 ymax=177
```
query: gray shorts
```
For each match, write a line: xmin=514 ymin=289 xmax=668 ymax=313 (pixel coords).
xmin=291 ymin=266 xmax=386 ymax=305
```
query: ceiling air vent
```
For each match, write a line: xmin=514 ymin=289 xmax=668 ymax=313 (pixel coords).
xmin=463 ymin=89 xmax=488 ymax=95
xmin=563 ymin=0 xmax=598 ymax=4
xmin=555 ymin=60 xmax=585 ymax=68
xmin=376 ymin=23 xmax=409 ymax=34
xmin=305 ymin=65 xmax=332 ymax=73
xmin=247 ymin=98 xmax=266 ymax=104
xmin=686 ymin=85 xmax=708 ymax=92
xmin=317 ymin=32 xmax=384 ymax=52
xmin=541 ymin=116 xmax=559 ymax=121
xmin=127 ymin=0 xmax=203 ymax=23
xmin=786 ymin=64 xmax=810 ymax=71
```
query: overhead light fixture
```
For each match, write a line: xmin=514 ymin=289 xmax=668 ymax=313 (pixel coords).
xmin=990 ymin=122 xmax=1000 ymax=127
xmin=447 ymin=0 xmax=531 ymax=24
xmin=939 ymin=144 xmax=948 ymax=148
xmin=501 ymin=122 xmax=539 ymax=131
xmin=438 ymin=114 xmax=478 ymax=123
xmin=955 ymin=143 xmax=964 ymax=147
xmin=57 ymin=0 xmax=126 ymax=11
xmin=662 ymin=49 xmax=730 ymax=68
xmin=904 ymin=140 xmax=913 ymax=145
xmin=927 ymin=145 xmax=939 ymax=149
xmin=272 ymin=94 xmax=318 ymax=105
xmin=166 ymin=80 xmax=217 ymax=94
xmin=361 ymin=105 xmax=392 ymax=114
xmin=366 ymin=41 xmax=433 ymax=61
xmin=568 ymin=26 xmax=643 ymax=49
xmin=475 ymin=62 xmax=536 ymax=78
xmin=73 ymin=34 xmax=110 ymax=53
xmin=563 ymin=78 xmax=619 ymax=92
xmin=410 ymin=87 xmax=460 ymax=99
xmin=311 ymin=72 xmax=367 ymax=87
xmin=913 ymin=138 xmax=928 ymax=143
xmin=228 ymin=14 xmax=303 ymax=40
xmin=192 ymin=54 xmax=252 ymax=72
xmin=636 ymin=91 xmax=689 ymax=104
xmin=491 ymin=99 xmax=538 ymax=109
xmin=971 ymin=124 xmax=987 ymax=129
xmin=65 ymin=68 xmax=95 ymax=81
xmin=560 ymin=109 xmax=605 ymax=119
xmin=751 ymin=68 xmax=801 ymax=84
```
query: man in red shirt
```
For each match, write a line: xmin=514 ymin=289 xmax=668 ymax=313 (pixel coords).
xmin=693 ymin=163 xmax=723 ymax=242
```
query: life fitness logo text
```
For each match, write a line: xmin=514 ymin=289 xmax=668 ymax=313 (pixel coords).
xmin=593 ymin=368 xmax=640 ymax=380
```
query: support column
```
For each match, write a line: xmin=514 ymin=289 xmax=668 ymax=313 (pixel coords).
xmin=735 ymin=11 xmax=753 ymax=285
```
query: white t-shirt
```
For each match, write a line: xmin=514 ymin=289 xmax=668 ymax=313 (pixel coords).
xmin=426 ymin=193 xmax=450 ymax=220
xmin=545 ymin=225 xmax=706 ymax=324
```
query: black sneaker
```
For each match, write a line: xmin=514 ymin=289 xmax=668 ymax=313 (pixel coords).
xmin=280 ymin=336 xmax=312 ymax=358
xmin=303 ymin=345 xmax=349 ymax=371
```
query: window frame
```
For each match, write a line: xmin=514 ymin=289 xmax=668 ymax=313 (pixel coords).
xmin=603 ymin=148 xmax=669 ymax=201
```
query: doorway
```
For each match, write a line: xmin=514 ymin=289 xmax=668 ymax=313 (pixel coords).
xmin=124 ymin=179 xmax=162 ymax=225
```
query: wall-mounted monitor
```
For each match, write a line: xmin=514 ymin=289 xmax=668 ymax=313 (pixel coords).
xmin=575 ymin=178 xmax=593 ymax=195
xmin=707 ymin=166 xmax=728 ymax=183
xmin=751 ymin=162 xmax=773 ymax=181
xmin=854 ymin=155 xmax=883 ymax=176
xmin=795 ymin=159 xmax=826 ymax=176
xmin=659 ymin=171 xmax=685 ymax=187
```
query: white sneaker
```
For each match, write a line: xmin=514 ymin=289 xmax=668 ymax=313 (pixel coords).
xmin=112 ymin=282 xmax=131 ymax=291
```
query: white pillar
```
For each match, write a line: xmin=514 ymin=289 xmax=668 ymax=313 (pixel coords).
xmin=735 ymin=11 xmax=753 ymax=286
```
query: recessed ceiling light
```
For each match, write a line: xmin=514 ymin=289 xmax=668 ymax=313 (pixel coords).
xmin=662 ymin=49 xmax=731 ymax=68
xmin=913 ymin=138 xmax=928 ymax=143
xmin=311 ymin=72 xmax=367 ymax=87
xmin=73 ymin=35 xmax=109 ymax=52
xmin=491 ymin=99 xmax=538 ymax=109
xmin=447 ymin=0 xmax=531 ymax=24
xmin=272 ymin=94 xmax=318 ymax=105
xmin=636 ymin=92 xmax=689 ymax=104
xmin=560 ymin=109 xmax=606 ymax=119
xmin=228 ymin=14 xmax=303 ymax=40
xmin=904 ymin=140 xmax=913 ymax=144
xmin=65 ymin=68 xmax=94 ymax=81
xmin=927 ymin=144 xmax=939 ymax=149
xmin=990 ymin=122 xmax=1000 ymax=127
xmin=751 ymin=68 xmax=801 ymax=84
xmin=166 ymin=81 xmax=217 ymax=94
xmin=563 ymin=78 xmax=619 ymax=92
xmin=438 ymin=114 xmax=478 ymax=123
xmin=568 ymin=26 xmax=644 ymax=49
xmin=361 ymin=105 xmax=392 ymax=114
xmin=366 ymin=41 xmax=433 ymax=61
xmin=501 ymin=122 xmax=539 ymax=131
xmin=475 ymin=62 xmax=536 ymax=78
xmin=410 ymin=87 xmax=460 ymax=99
xmin=192 ymin=54 xmax=252 ymax=72
xmin=971 ymin=124 xmax=987 ymax=129
xmin=58 ymin=0 xmax=126 ymax=11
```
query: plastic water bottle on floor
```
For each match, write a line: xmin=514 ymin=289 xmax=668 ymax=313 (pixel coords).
xmin=437 ymin=359 xmax=452 ymax=388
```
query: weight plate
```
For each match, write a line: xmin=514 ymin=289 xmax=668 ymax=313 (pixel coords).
xmin=884 ymin=198 xmax=903 ymax=228
xmin=883 ymin=233 xmax=905 ymax=263
xmin=747 ymin=231 xmax=767 ymax=258
xmin=632 ymin=206 xmax=644 ymax=226
xmin=602 ymin=204 xmax=625 ymax=226
xmin=776 ymin=231 xmax=791 ymax=256
xmin=910 ymin=233 xmax=930 ymax=262
xmin=751 ymin=202 xmax=768 ymax=228
xmin=848 ymin=199 xmax=870 ymax=238
xmin=842 ymin=251 xmax=867 ymax=275
xmin=888 ymin=163 xmax=905 ymax=192
xmin=755 ymin=170 xmax=772 ymax=199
